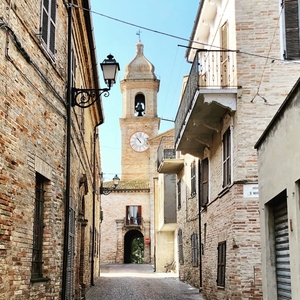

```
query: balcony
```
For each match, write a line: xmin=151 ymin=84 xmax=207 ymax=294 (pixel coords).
xmin=124 ymin=216 xmax=143 ymax=228
xmin=157 ymin=136 xmax=184 ymax=174
xmin=124 ymin=205 xmax=143 ymax=229
xmin=175 ymin=50 xmax=238 ymax=157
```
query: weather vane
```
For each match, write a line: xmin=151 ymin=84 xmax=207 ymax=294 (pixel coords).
xmin=136 ymin=29 xmax=142 ymax=41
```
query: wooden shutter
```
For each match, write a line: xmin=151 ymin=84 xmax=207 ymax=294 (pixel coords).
xmin=217 ymin=241 xmax=226 ymax=287
xmin=220 ymin=22 xmax=229 ymax=86
xmin=178 ymin=229 xmax=184 ymax=264
xmin=191 ymin=161 xmax=196 ymax=196
xmin=222 ymin=128 xmax=231 ymax=187
xmin=177 ymin=180 xmax=181 ymax=210
xmin=191 ymin=233 xmax=198 ymax=267
xmin=137 ymin=206 xmax=142 ymax=225
xmin=200 ymin=158 xmax=209 ymax=207
xmin=284 ymin=0 xmax=300 ymax=59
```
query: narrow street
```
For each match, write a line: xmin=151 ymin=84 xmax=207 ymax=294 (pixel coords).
xmin=86 ymin=264 xmax=205 ymax=300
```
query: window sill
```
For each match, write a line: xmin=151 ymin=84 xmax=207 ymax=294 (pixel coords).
xmin=217 ymin=285 xmax=225 ymax=290
xmin=218 ymin=185 xmax=230 ymax=198
xmin=30 ymin=277 xmax=50 ymax=284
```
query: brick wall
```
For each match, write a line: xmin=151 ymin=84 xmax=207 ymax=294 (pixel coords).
xmin=0 ymin=1 xmax=103 ymax=299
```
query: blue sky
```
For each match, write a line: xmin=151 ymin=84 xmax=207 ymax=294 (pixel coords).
xmin=89 ymin=0 xmax=200 ymax=180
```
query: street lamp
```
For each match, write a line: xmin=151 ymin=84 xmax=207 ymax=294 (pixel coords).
xmin=100 ymin=173 xmax=120 ymax=195
xmin=72 ymin=54 xmax=120 ymax=108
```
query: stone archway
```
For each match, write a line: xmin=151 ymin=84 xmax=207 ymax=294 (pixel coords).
xmin=124 ymin=230 xmax=144 ymax=263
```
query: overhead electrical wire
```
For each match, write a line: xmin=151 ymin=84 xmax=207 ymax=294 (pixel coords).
xmin=70 ymin=2 xmax=300 ymax=65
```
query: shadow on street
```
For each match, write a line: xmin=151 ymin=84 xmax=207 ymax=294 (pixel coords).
xmin=86 ymin=263 xmax=204 ymax=300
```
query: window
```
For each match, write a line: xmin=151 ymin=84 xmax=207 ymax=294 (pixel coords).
xmin=31 ymin=173 xmax=46 ymax=280
xmin=191 ymin=161 xmax=196 ymax=196
xmin=41 ymin=0 xmax=56 ymax=56
xmin=126 ymin=206 xmax=142 ymax=225
xmin=177 ymin=179 xmax=181 ymax=210
xmin=200 ymin=158 xmax=209 ymax=206
xmin=191 ymin=232 xmax=198 ymax=267
xmin=222 ymin=128 xmax=231 ymax=187
xmin=217 ymin=241 xmax=226 ymax=287
xmin=178 ymin=229 xmax=184 ymax=264
xmin=282 ymin=0 xmax=300 ymax=60
xmin=220 ymin=22 xmax=229 ymax=87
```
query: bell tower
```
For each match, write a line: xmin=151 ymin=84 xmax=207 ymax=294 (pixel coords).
xmin=120 ymin=40 xmax=160 ymax=180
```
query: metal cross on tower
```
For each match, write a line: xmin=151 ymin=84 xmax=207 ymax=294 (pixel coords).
xmin=136 ymin=29 xmax=142 ymax=41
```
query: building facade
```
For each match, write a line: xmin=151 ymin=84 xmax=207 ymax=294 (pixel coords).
xmin=100 ymin=41 xmax=159 ymax=265
xmin=0 ymin=0 xmax=105 ymax=299
xmin=172 ymin=0 xmax=300 ymax=299
xmin=255 ymin=79 xmax=300 ymax=300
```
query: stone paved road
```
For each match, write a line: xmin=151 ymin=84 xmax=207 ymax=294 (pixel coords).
xmin=86 ymin=263 xmax=205 ymax=300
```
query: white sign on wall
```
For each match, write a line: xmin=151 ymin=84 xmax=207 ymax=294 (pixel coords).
xmin=243 ymin=184 xmax=259 ymax=198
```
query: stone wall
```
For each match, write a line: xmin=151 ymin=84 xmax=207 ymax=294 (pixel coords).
xmin=0 ymin=1 xmax=102 ymax=299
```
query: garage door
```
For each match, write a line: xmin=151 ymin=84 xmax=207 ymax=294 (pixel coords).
xmin=273 ymin=200 xmax=291 ymax=300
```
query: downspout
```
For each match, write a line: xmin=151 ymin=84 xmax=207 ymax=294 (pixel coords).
xmin=198 ymin=160 xmax=202 ymax=290
xmin=91 ymin=123 xmax=101 ymax=286
xmin=83 ymin=0 xmax=104 ymax=286
xmin=153 ymin=177 xmax=158 ymax=272
xmin=62 ymin=1 xmax=72 ymax=299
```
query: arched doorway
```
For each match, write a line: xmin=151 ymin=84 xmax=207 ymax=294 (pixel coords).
xmin=124 ymin=230 xmax=144 ymax=263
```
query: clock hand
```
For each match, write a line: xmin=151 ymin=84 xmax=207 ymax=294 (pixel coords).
xmin=137 ymin=137 xmax=141 ymax=143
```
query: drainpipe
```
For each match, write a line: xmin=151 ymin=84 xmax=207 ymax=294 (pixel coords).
xmin=91 ymin=123 xmax=101 ymax=286
xmin=62 ymin=2 xmax=72 ymax=299
xmin=153 ymin=177 xmax=158 ymax=272
xmin=198 ymin=160 xmax=202 ymax=290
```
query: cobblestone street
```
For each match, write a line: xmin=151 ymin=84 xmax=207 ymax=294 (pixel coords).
xmin=86 ymin=264 xmax=204 ymax=300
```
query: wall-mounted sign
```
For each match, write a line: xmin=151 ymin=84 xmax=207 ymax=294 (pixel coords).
xmin=243 ymin=184 xmax=259 ymax=198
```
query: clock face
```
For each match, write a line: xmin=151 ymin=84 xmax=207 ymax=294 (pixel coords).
xmin=130 ymin=132 xmax=149 ymax=152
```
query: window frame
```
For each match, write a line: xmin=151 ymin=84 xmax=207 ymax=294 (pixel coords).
xmin=222 ymin=127 xmax=231 ymax=188
xmin=217 ymin=241 xmax=226 ymax=287
xmin=191 ymin=161 xmax=196 ymax=197
xmin=41 ymin=0 xmax=57 ymax=57
xmin=31 ymin=173 xmax=47 ymax=282
xmin=200 ymin=158 xmax=209 ymax=207
xmin=178 ymin=229 xmax=184 ymax=265
xmin=177 ymin=179 xmax=181 ymax=210
xmin=282 ymin=0 xmax=300 ymax=60
xmin=191 ymin=232 xmax=198 ymax=267
xmin=126 ymin=205 xmax=142 ymax=225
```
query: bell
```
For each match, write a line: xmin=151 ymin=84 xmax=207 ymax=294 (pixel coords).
xmin=135 ymin=103 xmax=144 ymax=117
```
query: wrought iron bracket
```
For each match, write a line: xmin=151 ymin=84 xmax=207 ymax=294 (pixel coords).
xmin=72 ymin=87 xmax=110 ymax=108
xmin=100 ymin=186 xmax=116 ymax=195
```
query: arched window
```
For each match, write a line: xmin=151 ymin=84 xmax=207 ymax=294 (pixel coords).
xmin=135 ymin=93 xmax=145 ymax=117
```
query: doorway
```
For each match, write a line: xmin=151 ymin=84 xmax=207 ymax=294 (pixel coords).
xmin=270 ymin=190 xmax=291 ymax=299
xmin=124 ymin=230 xmax=144 ymax=263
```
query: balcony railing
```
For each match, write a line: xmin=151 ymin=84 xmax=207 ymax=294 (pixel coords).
xmin=125 ymin=216 xmax=143 ymax=227
xmin=175 ymin=49 xmax=237 ymax=148
xmin=157 ymin=136 xmax=176 ymax=170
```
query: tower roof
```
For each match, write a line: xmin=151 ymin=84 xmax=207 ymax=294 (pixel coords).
xmin=123 ymin=41 xmax=157 ymax=80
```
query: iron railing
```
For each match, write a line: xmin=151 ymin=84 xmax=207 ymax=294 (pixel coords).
xmin=125 ymin=216 xmax=143 ymax=226
xmin=175 ymin=50 xmax=237 ymax=148
xmin=157 ymin=136 xmax=176 ymax=170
